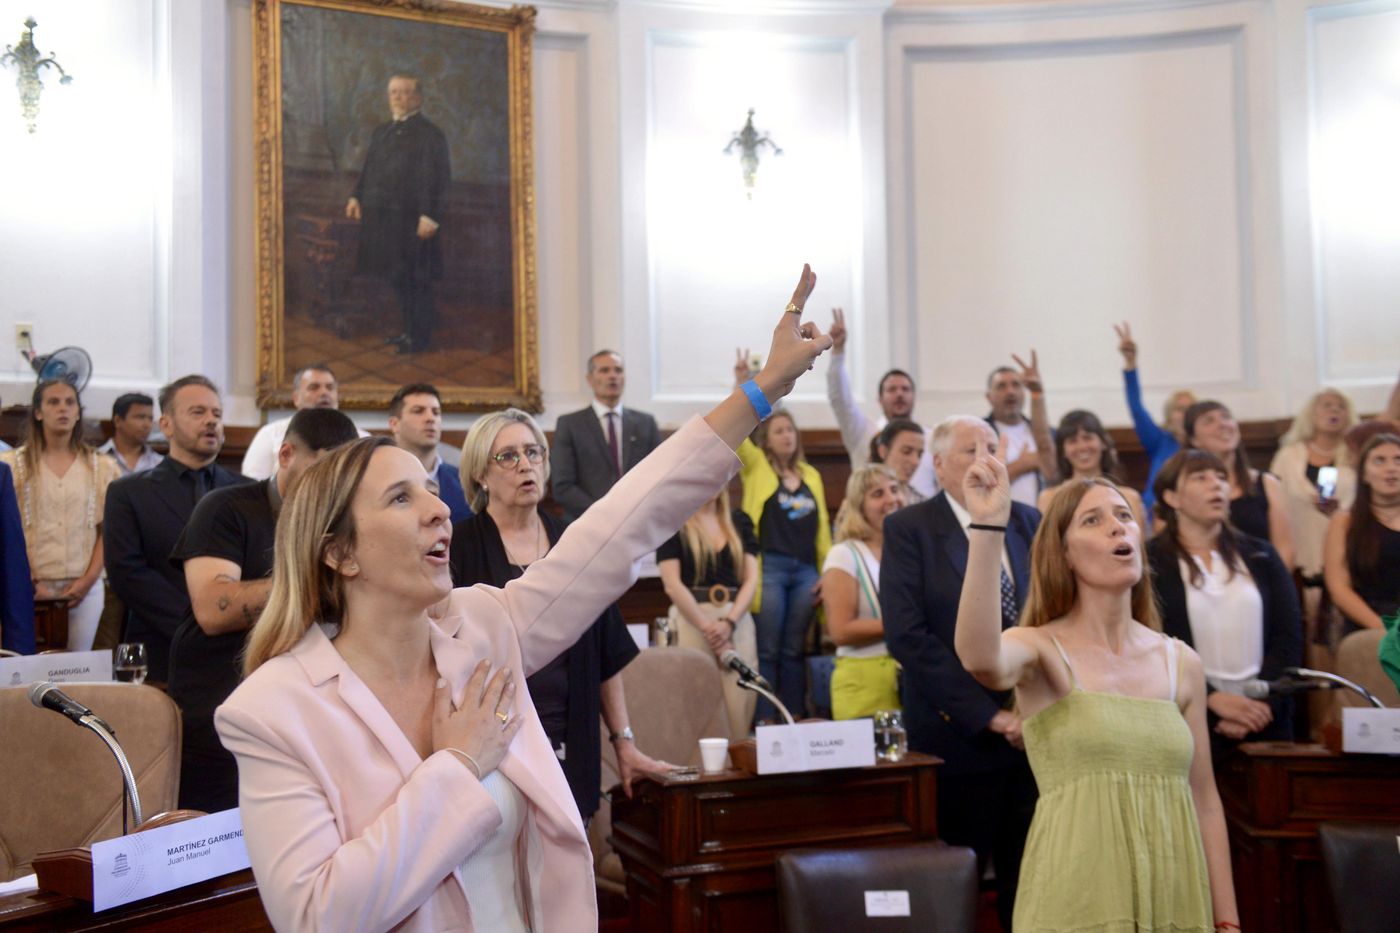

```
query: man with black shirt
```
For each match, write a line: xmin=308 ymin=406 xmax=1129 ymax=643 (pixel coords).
xmin=169 ymin=408 xmax=358 ymax=812
xmin=104 ymin=376 xmax=249 ymax=682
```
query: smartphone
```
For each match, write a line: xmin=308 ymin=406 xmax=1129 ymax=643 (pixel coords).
xmin=1317 ymin=465 xmax=1339 ymax=501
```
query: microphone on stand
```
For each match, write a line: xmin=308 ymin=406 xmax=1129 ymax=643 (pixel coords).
xmin=1240 ymin=676 xmax=1328 ymax=699
xmin=27 ymin=681 xmax=144 ymax=830
xmin=1241 ymin=668 xmax=1386 ymax=708
xmin=718 ymin=650 xmax=796 ymax=725
xmin=719 ymin=649 xmax=772 ymax=690
xmin=28 ymin=681 xmax=111 ymax=732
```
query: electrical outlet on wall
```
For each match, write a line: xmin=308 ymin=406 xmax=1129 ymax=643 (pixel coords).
xmin=15 ymin=323 xmax=33 ymax=349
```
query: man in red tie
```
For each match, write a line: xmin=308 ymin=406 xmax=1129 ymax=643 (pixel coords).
xmin=550 ymin=350 xmax=663 ymax=522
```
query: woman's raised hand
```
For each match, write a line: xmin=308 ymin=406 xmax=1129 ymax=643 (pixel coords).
xmin=1113 ymin=322 xmax=1138 ymax=369
xmin=963 ymin=435 xmax=1014 ymax=526
xmin=433 ymin=660 xmax=524 ymax=779
xmin=754 ymin=264 xmax=833 ymax=402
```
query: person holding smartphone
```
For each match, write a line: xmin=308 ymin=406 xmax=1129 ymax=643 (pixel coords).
xmin=1270 ymin=390 xmax=1357 ymax=637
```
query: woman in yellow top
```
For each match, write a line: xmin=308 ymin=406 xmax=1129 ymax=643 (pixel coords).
xmin=1 ymin=379 xmax=120 ymax=651
xmin=732 ymin=351 xmax=831 ymax=722
xmin=822 ymin=464 xmax=905 ymax=719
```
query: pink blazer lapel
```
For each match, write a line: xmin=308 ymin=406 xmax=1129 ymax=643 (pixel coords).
xmin=291 ymin=625 xmax=423 ymax=780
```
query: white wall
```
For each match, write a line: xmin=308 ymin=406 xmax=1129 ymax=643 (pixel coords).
xmin=1 ymin=0 xmax=1395 ymax=436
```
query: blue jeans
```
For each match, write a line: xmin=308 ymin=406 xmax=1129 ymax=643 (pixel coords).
xmin=754 ymin=551 xmax=818 ymax=722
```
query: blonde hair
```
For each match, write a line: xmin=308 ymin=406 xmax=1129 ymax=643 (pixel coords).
xmin=834 ymin=464 xmax=900 ymax=543
xmin=460 ymin=408 xmax=551 ymax=513
xmin=244 ymin=437 xmax=393 ymax=674
xmin=1019 ymin=477 xmax=1161 ymax=631
xmin=678 ymin=488 xmax=745 ymax=586
xmin=1279 ymin=388 xmax=1357 ymax=463
xmin=1160 ymin=390 xmax=1197 ymax=427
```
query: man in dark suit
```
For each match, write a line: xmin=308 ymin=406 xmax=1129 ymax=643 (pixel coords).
xmin=345 ymin=73 xmax=450 ymax=355
xmin=882 ymin=415 xmax=1041 ymax=930
xmin=551 ymin=350 xmax=663 ymax=522
xmin=104 ymin=376 xmax=250 ymax=682
xmin=388 ymin=383 xmax=471 ymax=523
xmin=169 ymin=408 xmax=359 ymax=812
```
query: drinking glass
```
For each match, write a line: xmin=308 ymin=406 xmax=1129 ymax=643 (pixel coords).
xmin=114 ymin=643 xmax=148 ymax=685
xmin=873 ymin=709 xmax=907 ymax=763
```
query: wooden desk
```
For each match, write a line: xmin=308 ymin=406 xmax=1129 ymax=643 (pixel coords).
xmin=609 ymin=753 xmax=940 ymax=933
xmin=0 ymin=868 xmax=269 ymax=932
xmin=1217 ymin=741 xmax=1400 ymax=932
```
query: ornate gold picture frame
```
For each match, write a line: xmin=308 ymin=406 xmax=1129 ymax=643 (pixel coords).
xmin=253 ymin=0 xmax=539 ymax=411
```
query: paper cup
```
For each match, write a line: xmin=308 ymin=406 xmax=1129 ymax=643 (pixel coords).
xmin=698 ymin=737 xmax=729 ymax=773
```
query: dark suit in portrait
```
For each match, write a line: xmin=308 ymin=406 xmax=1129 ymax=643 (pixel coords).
xmin=551 ymin=407 xmax=662 ymax=522
xmin=351 ymin=111 xmax=451 ymax=353
xmin=881 ymin=492 xmax=1040 ymax=929
xmin=102 ymin=457 xmax=250 ymax=682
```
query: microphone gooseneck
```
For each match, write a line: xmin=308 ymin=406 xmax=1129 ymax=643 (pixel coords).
xmin=719 ymin=652 xmax=796 ymax=725
xmin=27 ymin=681 xmax=144 ymax=831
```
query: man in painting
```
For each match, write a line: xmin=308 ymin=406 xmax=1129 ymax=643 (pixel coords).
xmin=345 ymin=73 xmax=451 ymax=355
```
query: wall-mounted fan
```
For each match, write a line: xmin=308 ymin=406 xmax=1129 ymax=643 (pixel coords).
xmin=19 ymin=333 xmax=92 ymax=393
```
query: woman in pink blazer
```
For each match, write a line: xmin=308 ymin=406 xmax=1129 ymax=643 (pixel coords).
xmin=214 ymin=267 xmax=831 ymax=933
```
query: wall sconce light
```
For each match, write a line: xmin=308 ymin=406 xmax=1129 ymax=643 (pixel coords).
xmin=1 ymin=18 xmax=72 ymax=134
xmin=723 ymin=108 xmax=782 ymax=199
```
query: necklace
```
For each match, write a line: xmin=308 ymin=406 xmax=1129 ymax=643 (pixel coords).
xmin=502 ymin=519 xmax=546 ymax=569
xmin=1306 ymin=439 xmax=1337 ymax=462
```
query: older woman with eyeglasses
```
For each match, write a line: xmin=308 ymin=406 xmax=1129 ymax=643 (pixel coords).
xmin=448 ymin=408 xmax=674 ymax=823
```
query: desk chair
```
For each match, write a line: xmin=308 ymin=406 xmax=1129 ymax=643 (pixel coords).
xmin=1334 ymin=629 xmax=1400 ymax=712
xmin=590 ymin=646 xmax=730 ymax=897
xmin=1319 ymin=822 xmax=1400 ymax=933
xmin=777 ymin=841 xmax=978 ymax=933
xmin=0 ymin=683 xmax=180 ymax=880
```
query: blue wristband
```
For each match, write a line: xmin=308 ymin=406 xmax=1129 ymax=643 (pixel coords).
xmin=740 ymin=379 xmax=773 ymax=421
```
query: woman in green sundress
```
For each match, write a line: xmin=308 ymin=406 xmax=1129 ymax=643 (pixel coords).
xmin=952 ymin=445 xmax=1239 ymax=932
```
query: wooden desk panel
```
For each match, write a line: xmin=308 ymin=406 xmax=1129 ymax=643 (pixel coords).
xmin=610 ymin=754 xmax=940 ymax=933
xmin=1217 ymin=741 xmax=1400 ymax=933
xmin=0 ymin=868 xmax=269 ymax=932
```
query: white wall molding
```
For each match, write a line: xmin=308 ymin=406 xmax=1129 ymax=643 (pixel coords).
xmin=885 ymin=0 xmax=1293 ymax=426
xmin=1303 ymin=0 xmax=1400 ymax=399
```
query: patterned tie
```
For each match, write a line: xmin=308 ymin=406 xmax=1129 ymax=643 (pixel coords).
xmin=606 ymin=411 xmax=622 ymax=479
xmin=999 ymin=565 xmax=1018 ymax=629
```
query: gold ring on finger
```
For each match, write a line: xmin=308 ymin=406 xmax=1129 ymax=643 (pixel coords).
xmin=784 ymin=302 xmax=802 ymax=315
xmin=496 ymin=710 xmax=509 ymax=724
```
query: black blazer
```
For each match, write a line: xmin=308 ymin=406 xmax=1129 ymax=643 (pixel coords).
xmin=551 ymin=406 xmax=662 ymax=522
xmin=881 ymin=492 xmax=1040 ymax=775
xmin=103 ymin=457 xmax=249 ymax=681
xmin=1147 ymin=532 xmax=1303 ymax=744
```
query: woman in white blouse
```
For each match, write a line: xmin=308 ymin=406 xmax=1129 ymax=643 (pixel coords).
xmin=1 ymin=379 xmax=118 ymax=651
xmin=821 ymin=464 xmax=906 ymax=719
xmin=1147 ymin=449 xmax=1303 ymax=756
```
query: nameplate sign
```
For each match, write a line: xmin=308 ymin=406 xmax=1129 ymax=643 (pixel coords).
xmin=756 ymin=720 xmax=875 ymax=774
xmin=91 ymin=809 xmax=250 ymax=911
xmin=1342 ymin=708 xmax=1400 ymax=755
xmin=1 ymin=650 xmax=112 ymax=688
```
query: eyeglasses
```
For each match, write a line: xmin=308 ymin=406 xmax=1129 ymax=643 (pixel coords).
xmin=491 ymin=444 xmax=547 ymax=468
